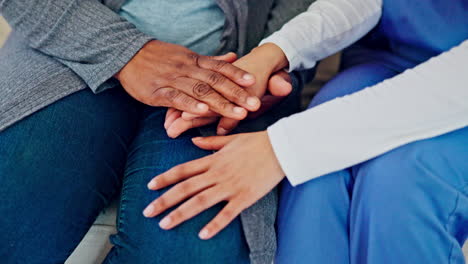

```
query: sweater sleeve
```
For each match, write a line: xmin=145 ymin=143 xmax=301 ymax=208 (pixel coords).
xmin=260 ymin=0 xmax=382 ymax=71
xmin=268 ymin=40 xmax=468 ymax=186
xmin=0 ymin=0 xmax=153 ymax=92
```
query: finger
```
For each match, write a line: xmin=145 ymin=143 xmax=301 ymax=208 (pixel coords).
xmin=191 ymin=135 xmax=236 ymax=150
xmin=216 ymin=117 xmax=239 ymax=136
xmin=186 ymin=67 xmax=260 ymax=111
xmin=143 ymin=174 xmax=214 ymax=218
xmin=268 ymin=70 xmax=293 ymax=97
xmin=173 ymin=77 xmax=248 ymax=120
xmin=182 ymin=111 xmax=218 ymax=121
xmin=247 ymin=95 xmax=284 ymax=120
xmin=210 ymin=52 xmax=238 ymax=63
xmin=167 ymin=116 xmax=218 ymax=139
xmin=164 ymin=108 xmax=182 ymax=130
xmin=151 ymin=87 xmax=209 ymax=115
xmin=182 ymin=112 xmax=200 ymax=121
xmin=147 ymin=156 xmax=211 ymax=190
xmin=158 ymin=186 xmax=229 ymax=230
xmin=165 ymin=108 xmax=175 ymax=121
xmin=199 ymin=200 xmax=244 ymax=240
xmin=197 ymin=55 xmax=256 ymax=87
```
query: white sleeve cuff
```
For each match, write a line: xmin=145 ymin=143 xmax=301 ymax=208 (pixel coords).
xmin=259 ymin=35 xmax=316 ymax=73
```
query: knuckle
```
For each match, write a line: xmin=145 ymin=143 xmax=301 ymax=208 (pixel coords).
xmin=194 ymin=194 xmax=208 ymax=206
xmin=216 ymin=100 xmax=231 ymax=111
xmin=149 ymin=88 xmax=167 ymax=106
xmin=180 ymin=95 xmax=195 ymax=107
xmin=178 ymin=182 xmax=192 ymax=194
xmin=163 ymin=89 xmax=180 ymax=102
xmin=208 ymin=221 xmax=219 ymax=231
xmin=163 ymin=73 xmax=178 ymax=82
xmin=192 ymin=82 xmax=213 ymax=98
xmin=220 ymin=209 xmax=234 ymax=220
xmin=211 ymin=60 xmax=228 ymax=71
xmin=241 ymin=187 xmax=255 ymax=199
xmin=232 ymin=86 xmax=247 ymax=99
xmin=171 ymin=209 xmax=183 ymax=221
xmin=216 ymin=165 xmax=228 ymax=176
xmin=150 ymin=79 xmax=165 ymax=89
xmin=187 ymin=53 xmax=200 ymax=65
xmin=173 ymin=62 xmax=185 ymax=70
xmin=156 ymin=197 xmax=166 ymax=209
xmin=172 ymin=164 xmax=185 ymax=175
xmin=207 ymin=72 xmax=225 ymax=86
xmin=156 ymin=176 xmax=167 ymax=187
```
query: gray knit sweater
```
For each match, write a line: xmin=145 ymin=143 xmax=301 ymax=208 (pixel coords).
xmin=0 ymin=0 xmax=315 ymax=262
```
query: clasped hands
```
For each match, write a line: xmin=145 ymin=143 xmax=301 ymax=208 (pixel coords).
xmin=117 ymin=40 xmax=289 ymax=240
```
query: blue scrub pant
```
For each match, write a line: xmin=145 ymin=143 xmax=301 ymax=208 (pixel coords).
xmin=276 ymin=60 xmax=468 ymax=264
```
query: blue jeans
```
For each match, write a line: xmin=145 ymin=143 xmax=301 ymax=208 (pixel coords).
xmin=0 ymin=88 xmax=248 ymax=263
xmin=104 ymin=106 xmax=249 ymax=263
xmin=276 ymin=60 xmax=468 ymax=263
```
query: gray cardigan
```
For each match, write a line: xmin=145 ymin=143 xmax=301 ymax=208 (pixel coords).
xmin=0 ymin=0 xmax=315 ymax=263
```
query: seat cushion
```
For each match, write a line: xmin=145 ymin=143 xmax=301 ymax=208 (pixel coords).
xmin=66 ymin=201 xmax=118 ymax=264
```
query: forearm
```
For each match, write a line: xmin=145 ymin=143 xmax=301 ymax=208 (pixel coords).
xmin=268 ymin=40 xmax=468 ymax=186
xmin=0 ymin=0 xmax=152 ymax=92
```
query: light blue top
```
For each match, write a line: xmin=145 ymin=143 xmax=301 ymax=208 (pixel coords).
xmin=119 ymin=0 xmax=225 ymax=55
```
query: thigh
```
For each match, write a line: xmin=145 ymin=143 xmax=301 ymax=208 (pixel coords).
xmin=309 ymin=62 xmax=399 ymax=108
xmin=105 ymin=107 xmax=249 ymax=264
xmin=350 ymin=126 xmax=468 ymax=264
xmin=276 ymin=61 xmax=402 ymax=263
xmin=277 ymin=170 xmax=353 ymax=264
xmin=0 ymin=88 xmax=140 ymax=263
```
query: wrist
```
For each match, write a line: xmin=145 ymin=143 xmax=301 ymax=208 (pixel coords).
xmin=251 ymin=43 xmax=289 ymax=73
xmin=114 ymin=39 xmax=159 ymax=82
xmin=260 ymin=130 xmax=286 ymax=178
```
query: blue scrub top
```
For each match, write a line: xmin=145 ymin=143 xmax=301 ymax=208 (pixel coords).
xmin=359 ymin=0 xmax=468 ymax=67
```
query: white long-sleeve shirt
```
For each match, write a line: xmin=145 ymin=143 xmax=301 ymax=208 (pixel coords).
xmin=260 ymin=0 xmax=468 ymax=186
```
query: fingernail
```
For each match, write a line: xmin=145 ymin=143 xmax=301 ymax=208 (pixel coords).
xmin=242 ymin=73 xmax=254 ymax=81
xmin=233 ymin=107 xmax=246 ymax=115
xmin=143 ymin=205 xmax=154 ymax=217
xmin=217 ymin=128 xmax=228 ymax=136
xmin=182 ymin=112 xmax=197 ymax=120
xmin=197 ymin=103 xmax=208 ymax=112
xmin=199 ymin=229 xmax=209 ymax=240
xmin=246 ymin=96 xmax=259 ymax=107
xmin=159 ymin=217 xmax=172 ymax=229
xmin=192 ymin=137 xmax=203 ymax=142
xmin=147 ymin=179 xmax=157 ymax=189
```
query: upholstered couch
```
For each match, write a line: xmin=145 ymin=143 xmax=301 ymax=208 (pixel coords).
xmin=1 ymin=16 xmax=467 ymax=264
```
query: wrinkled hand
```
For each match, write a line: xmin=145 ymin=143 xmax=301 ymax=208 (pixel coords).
xmin=164 ymin=43 xmax=291 ymax=138
xmin=115 ymin=40 xmax=261 ymax=119
xmin=164 ymin=71 xmax=292 ymax=138
xmin=143 ymin=132 xmax=285 ymax=239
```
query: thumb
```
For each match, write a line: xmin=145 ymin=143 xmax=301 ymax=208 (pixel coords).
xmin=268 ymin=70 xmax=292 ymax=97
xmin=216 ymin=117 xmax=240 ymax=136
xmin=210 ymin=52 xmax=238 ymax=63
xmin=192 ymin=135 xmax=237 ymax=150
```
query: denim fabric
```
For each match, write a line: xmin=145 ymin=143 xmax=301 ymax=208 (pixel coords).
xmin=0 ymin=88 xmax=141 ymax=263
xmin=0 ymin=87 xmax=251 ymax=263
xmin=104 ymin=107 xmax=250 ymax=264
xmin=276 ymin=55 xmax=468 ymax=263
